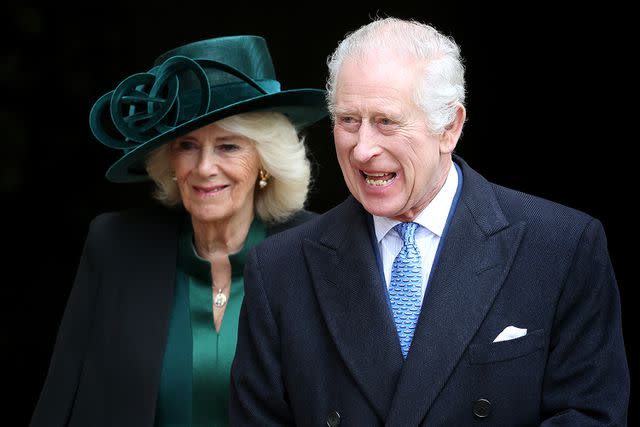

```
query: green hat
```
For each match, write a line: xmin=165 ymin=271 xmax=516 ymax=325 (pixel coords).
xmin=89 ymin=35 xmax=328 ymax=183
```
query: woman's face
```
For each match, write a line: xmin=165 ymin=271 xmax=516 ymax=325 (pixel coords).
xmin=169 ymin=122 xmax=261 ymax=224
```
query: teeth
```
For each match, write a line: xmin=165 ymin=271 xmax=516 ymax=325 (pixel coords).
xmin=364 ymin=171 xmax=393 ymax=186
xmin=365 ymin=178 xmax=390 ymax=186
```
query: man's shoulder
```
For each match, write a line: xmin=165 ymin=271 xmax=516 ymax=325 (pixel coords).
xmin=266 ymin=209 xmax=319 ymax=237
xmin=491 ymin=182 xmax=593 ymax=227
xmin=457 ymin=156 xmax=594 ymax=229
xmin=256 ymin=197 xmax=361 ymax=251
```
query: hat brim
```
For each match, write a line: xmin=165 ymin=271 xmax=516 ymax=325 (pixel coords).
xmin=104 ymin=88 xmax=328 ymax=183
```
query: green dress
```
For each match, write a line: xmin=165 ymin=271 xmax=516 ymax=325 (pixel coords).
xmin=154 ymin=217 xmax=265 ymax=427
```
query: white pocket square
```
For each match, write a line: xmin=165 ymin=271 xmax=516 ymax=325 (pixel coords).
xmin=493 ymin=326 xmax=527 ymax=343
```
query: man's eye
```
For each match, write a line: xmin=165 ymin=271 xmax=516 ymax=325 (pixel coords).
xmin=378 ymin=118 xmax=395 ymax=126
xmin=338 ymin=116 xmax=361 ymax=128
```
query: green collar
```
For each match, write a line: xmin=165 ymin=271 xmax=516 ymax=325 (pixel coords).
xmin=177 ymin=216 xmax=266 ymax=283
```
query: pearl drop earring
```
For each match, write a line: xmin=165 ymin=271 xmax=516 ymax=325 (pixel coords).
xmin=258 ymin=169 xmax=269 ymax=189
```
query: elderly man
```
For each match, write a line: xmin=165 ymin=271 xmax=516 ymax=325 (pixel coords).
xmin=230 ymin=17 xmax=629 ymax=426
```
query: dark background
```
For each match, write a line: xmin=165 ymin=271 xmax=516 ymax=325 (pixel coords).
xmin=4 ymin=3 xmax=634 ymax=425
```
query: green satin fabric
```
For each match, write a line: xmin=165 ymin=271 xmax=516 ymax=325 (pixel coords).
xmin=155 ymin=268 xmax=192 ymax=425
xmin=154 ymin=216 xmax=265 ymax=426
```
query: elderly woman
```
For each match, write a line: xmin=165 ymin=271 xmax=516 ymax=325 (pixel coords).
xmin=30 ymin=36 xmax=327 ymax=427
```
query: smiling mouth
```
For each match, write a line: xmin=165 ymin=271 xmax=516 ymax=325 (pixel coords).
xmin=194 ymin=184 xmax=229 ymax=194
xmin=361 ymin=171 xmax=396 ymax=186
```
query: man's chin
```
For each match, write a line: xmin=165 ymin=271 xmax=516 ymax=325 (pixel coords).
xmin=360 ymin=199 xmax=402 ymax=219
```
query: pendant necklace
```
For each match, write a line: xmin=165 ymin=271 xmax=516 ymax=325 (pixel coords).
xmin=214 ymin=287 xmax=227 ymax=308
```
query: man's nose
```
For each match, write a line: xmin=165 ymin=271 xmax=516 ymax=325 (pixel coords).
xmin=352 ymin=123 xmax=382 ymax=163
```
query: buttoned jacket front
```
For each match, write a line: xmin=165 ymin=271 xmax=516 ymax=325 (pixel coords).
xmin=230 ymin=156 xmax=629 ymax=426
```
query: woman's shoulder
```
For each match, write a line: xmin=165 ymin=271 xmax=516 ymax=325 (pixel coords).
xmin=89 ymin=205 xmax=183 ymax=239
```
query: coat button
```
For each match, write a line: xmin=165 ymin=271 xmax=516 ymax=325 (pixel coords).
xmin=326 ymin=410 xmax=341 ymax=426
xmin=473 ymin=399 xmax=491 ymax=418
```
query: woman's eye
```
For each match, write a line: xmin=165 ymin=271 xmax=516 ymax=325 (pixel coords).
xmin=218 ymin=143 xmax=240 ymax=152
xmin=176 ymin=140 xmax=196 ymax=150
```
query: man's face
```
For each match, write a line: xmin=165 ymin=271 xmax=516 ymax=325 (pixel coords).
xmin=332 ymin=53 xmax=454 ymax=221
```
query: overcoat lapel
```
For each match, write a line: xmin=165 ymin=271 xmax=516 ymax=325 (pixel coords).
xmin=304 ymin=197 xmax=403 ymax=420
xmin=107 ymin=209 xmax=182 ymax=422
xmin=386 ymin=160 xmax=526 ymax=425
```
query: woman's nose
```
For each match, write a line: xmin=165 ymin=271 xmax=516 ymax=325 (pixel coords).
xmin=196 ymin=149 xmax=220 ymax=177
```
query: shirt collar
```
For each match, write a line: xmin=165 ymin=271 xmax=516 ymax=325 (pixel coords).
xmin=373 ymin=163 xmax=459 ymax=242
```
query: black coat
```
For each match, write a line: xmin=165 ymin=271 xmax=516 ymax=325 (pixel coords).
xmin=230 ymin=157 xmax=629 ymax=426
xmin=30 ymin=206 xmax=315 ymax=427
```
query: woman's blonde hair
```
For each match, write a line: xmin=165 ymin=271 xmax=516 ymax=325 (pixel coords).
xmin=145 ymin=111 xmax=312 ymax=223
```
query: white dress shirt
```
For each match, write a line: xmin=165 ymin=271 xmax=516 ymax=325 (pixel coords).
xmin=373 ymin=164 xmax=459 ymax=307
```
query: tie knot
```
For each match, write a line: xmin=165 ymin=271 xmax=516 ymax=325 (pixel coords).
xmin=394 ymin=222 xmax=419 ymax=245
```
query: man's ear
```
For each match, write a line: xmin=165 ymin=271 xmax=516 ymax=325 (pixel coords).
xmin=440 ymin=104 xmax=466 ymax=154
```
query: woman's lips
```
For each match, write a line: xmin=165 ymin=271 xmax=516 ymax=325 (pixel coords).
xmin=193 ymin=184 xmax=229 ymax=195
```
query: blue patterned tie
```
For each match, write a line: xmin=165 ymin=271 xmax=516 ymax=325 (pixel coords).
xmin=389 ymin=222 xmax=422 ymax=359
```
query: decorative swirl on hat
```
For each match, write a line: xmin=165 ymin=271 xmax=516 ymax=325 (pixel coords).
xmin=89 ymin=55 xmax=269 ymax=151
